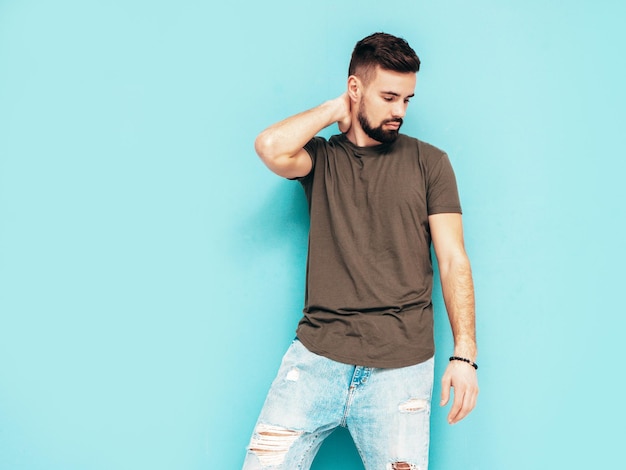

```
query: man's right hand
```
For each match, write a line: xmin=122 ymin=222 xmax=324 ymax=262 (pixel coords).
xmin=335 ymin=92 xmax=352 ymax=134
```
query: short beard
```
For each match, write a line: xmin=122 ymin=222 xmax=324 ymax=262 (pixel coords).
xmin=357 ymin=101 xmax=403 ymax=144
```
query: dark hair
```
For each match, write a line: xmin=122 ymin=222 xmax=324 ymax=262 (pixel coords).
xmin=348 ymin=32 xmax=420 ymax=83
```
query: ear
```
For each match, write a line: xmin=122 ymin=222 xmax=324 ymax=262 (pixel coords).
xmin=347 ymin=75 xmax=361 ymax=102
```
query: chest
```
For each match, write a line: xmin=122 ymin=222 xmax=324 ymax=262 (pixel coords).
xmin=313 ymin=149 xmax=428 ymax=217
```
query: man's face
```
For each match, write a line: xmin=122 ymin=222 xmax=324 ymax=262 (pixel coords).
xmin=356 ymin=67 xmax=417 ymax=144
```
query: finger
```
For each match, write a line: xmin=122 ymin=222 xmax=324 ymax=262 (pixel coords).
xmin=447 ymin=387 xmax=465 ymax=424
xmin=450 ymin=385 xmax=478 ymax=424
xmin=467 ymin=387 xmax=478 ymax=413
xmin=440 ymin=375 xmax=451 ymax=407
xmin=465 ymin=385 xmax=479 ymax=417
xmin=454 ymin=389 xmax=473 ymax=423
xmin=338 ymin=116 xmax=351 ymax=133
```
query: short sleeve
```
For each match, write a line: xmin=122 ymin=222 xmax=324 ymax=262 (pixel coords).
xmin=425 ymin=150 xmax=462 ymax=215
xmin=297 ymin=136 xmax=327 ymax=187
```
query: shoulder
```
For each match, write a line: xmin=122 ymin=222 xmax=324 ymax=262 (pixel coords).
xmin=396 ymin=135 xmax=447 ymax=157
xmin=392 ymin=135 xmax=451 ymax=171
xmin=306 ymin=133 xmax=357 ymax=158
xmin=304 ymin=135 xmax=335 ymax=157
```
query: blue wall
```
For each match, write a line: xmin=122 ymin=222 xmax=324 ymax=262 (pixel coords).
xmin=1 ymin=1 xmax=624 ymax=469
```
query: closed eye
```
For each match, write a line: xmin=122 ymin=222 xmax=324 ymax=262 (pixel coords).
xmin=381 ymin=92 xmax=414 ymax=103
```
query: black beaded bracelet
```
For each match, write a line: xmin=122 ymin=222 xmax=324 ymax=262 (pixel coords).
xmin=449 ymin=356 xmax=478 ymax=370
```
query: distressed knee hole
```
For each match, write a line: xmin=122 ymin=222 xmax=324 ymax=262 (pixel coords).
xmin=398 ymin=397 xmax=428 ymax=413
xmin=248 ymin=423 xmax=303 ymax=467
xmin=285 ymin=367 xmax=299 ymax=382
xmin=387 ymin=462 xmax=419 ymax=470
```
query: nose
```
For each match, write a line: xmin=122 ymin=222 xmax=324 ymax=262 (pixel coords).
xmin=392 ymin=101 xmax=407 ymax=118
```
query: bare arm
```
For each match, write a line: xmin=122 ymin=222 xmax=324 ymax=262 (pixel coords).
xmin=429 ymin=212 xmax=479 ymax=424
xmin=254 ymin=93 xmax=351 ymax=179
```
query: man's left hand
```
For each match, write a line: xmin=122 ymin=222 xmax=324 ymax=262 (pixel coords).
xmin=440 ymin=360 xmax=479 ymax=424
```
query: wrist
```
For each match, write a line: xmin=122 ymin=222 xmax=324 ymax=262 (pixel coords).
xmin=449 ymin=356 xmax=478 ymax=370
xmin=324 ymin=95 xmax=349 ymax=125
xmin=453 ymin=349 xmax=477 ymax=363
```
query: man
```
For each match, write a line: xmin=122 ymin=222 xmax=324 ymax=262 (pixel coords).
xmin=243 ymin=32 xmax=478 ymax=470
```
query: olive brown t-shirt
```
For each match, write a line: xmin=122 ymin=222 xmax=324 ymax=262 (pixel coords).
xmin=296 ymin=133 xmax=462 ymax=368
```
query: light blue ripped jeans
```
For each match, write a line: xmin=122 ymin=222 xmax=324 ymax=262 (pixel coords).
xmin=242 ymin=339 xmax=434 ymax=470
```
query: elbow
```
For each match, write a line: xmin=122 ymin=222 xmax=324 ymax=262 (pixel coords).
xmin=254 ymin=130 xmax=309 ymax=178
xmin=439 ymin=252 xmax=471 ymax=279
xmin=254 ymin=132 xmax=295 ymax=176
xmin=254 ymin=131 xmax=275 ymax=163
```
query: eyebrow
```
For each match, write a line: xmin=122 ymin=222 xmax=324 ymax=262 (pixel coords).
xmin=381 ymin=91 xmax=415 ymax=98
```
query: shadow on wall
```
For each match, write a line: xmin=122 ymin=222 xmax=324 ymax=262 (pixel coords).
xmin=227 ymin=179 xmax=311 ymax=343
xmin=237 ymin=181 xmax=310 ymax=256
